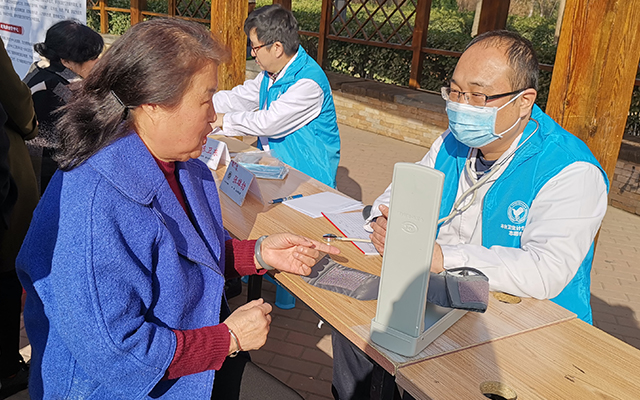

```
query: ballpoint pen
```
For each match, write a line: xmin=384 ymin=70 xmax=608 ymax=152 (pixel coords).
xmin=269 ymin=194 xmax=303 ymax=204
xmin=322 ymin=233 xmax=372 ymax=243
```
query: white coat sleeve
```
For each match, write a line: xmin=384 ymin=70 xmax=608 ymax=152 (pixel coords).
xmin=366 ymin=132 xmax=447 ymax=225
xmin=212 ymin=74 xmax=262 ymax=115
xmin=440 ymin=161 xmax=608 ymax=299
xmin=219 ymin=78 xmax=324 ymax=139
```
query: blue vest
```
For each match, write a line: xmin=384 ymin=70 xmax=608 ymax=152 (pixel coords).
xmin=434 ymin=105 xmax=608 ymax=323
xmin=258 ymin=46 xmax=341 ymax=187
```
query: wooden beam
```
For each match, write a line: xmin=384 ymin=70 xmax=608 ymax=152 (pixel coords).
xmin=99 ymin=0 xmax=108 ymax=34
xmin=317 ymin=0 xmax=333 ymax=68
xmin=546 ymin=0 xmax=640 ymax=181
xmin=409 ymin=0 xmax=432 ymax=89
xmin=476 ymin=0 xmax=510 ymax=34
xmin=210 ymin=0 xmax=248 ymax=90
xmin=272 ymin=0 xmax=292 ymax=11
xmin=130 ymin=0 xmax=147 ymax=25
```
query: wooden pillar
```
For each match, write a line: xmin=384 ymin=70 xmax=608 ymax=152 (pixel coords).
xmin=168 ymin=0 xmax=176 ymax=17
xmin=408 ymin=0 xmax=432 ymax=89
xmin=317 ymin=0 xmax=333 ymax=68
xmin=554 ymin=0 xmax=567 ymax=43
xmin=546 ymin=0 xmax=640 ymax=180
xmin=130 ymin=0 xmax=147 ymax=25
xmin=475 ymin=0 xmax=510 ymax=34
xmin=272 ymin=0 xmax=292 ymax=10
xmin=99 ymin=0 xmax=108 ymax=34
xmin=211 ymin=0 xmax=248 ymax=90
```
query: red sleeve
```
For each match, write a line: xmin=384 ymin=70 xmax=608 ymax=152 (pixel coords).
xmin=164 ymin=324 xmax=231 ymax=380
xmin=224 ymin=239 xmax=267 ymax=279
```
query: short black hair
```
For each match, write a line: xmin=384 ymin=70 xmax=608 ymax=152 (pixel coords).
xmin=244 ymin=4 xmax=300 ymax=56
xmin=34 ymin=20 xmax=103 ymax=64
xmin=466 ymin=30 xmax=539 ymax=91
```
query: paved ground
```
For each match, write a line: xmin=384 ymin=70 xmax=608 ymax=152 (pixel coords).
xmin=11 ymin=124 xmax=640 ymax=400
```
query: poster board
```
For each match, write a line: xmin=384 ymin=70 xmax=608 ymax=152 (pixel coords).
xmin=0 ymin=0 xmax=86 ymax=78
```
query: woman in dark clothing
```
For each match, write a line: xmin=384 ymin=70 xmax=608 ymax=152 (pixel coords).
xmin=23 ymin=20 xmax=103 ymax=194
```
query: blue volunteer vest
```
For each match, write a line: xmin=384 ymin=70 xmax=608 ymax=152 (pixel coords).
xmin=258 ymin=46 xmax=341 ymax=187
xmin=434 ymin=105 xmax=609 ymax=323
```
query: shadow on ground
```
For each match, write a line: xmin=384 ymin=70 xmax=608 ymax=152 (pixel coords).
xmin=336 ymin=166 xmax=362 ymax=201
xmin=592 ymin=295 xmax=640 ymax=349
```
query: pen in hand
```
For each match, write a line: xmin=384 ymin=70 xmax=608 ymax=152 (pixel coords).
xmin=269 ymin=194 xmax=303 ymax=204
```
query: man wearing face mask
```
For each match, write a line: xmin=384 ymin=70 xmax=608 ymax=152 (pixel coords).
xmin=330 ymin=30 xmax=609 ymax=400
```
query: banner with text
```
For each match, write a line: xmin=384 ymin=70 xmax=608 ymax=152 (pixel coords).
xmin=0 ymin=0 xmax=86 ymax=78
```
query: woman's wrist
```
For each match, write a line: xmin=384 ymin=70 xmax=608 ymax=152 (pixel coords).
xmin=254 ymin=235 xmax=274 ymax=270
xmin=228 ymin=327 xmax=241 ymax=357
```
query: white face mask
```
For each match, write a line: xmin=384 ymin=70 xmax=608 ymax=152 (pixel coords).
xmin=446 ymin=91 xmax=524 ymax=148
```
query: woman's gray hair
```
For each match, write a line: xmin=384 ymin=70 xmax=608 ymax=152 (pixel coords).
xmin=56 ymin=19 xmax=229 ymax=171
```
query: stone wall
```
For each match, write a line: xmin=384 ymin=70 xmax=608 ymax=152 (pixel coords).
xmin=332 ymin=92 xmax=446 ymax=147
xmin=327 ymin=72 xmax=446 ymax=148
xmin=610 ymin=159 xmax=640 ymax=215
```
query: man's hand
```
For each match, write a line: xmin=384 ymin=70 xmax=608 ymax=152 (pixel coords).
xmin=259 ymin=233 xmax=340 ymax=276
xmin=370 ymin=204 xmax=389 ymax=254
xmin=431 ymin=243 xmax=444 ymax=273
xmin=370 ymin=204 xmax=445 ymax=272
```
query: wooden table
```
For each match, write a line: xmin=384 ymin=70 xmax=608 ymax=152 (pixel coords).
xmin=212 ymin=137 xmax=640 ymax=399
xmin=211 ymin=138 xmax=574 ymax=375
xmin=396 ymin=318 xmax=640 ymax=399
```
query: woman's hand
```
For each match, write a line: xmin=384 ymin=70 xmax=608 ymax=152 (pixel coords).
xmin=224 ymin=299 xmax=272 ymax=355
xmin=370 ymin=204 xmax=389 ymax=254
xmin=259 ymin=233 xmax=340 ymax=276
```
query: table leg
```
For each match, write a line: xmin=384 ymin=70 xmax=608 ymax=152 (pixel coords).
xmin=370 ymin=363 xmax=400 ymax=400
xmin=247 ymin=275 xmax=263 ymax=302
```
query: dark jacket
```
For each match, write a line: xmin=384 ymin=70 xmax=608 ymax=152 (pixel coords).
xmin=23 ymin=61 xmax=79 ymax=146
xmin=0 ymin=38 xmax=39 ymax=273
xmin=23 ymin=61 xmax=79 ymax=193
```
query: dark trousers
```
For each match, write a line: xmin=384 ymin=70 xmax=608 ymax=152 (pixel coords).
xmin=331 ymin=330 xmax=410 ymax=400
xmin=0 ymin=270 xmax=23 ymax=378
xmin=212 ymin=351 xmax=303 ymax=400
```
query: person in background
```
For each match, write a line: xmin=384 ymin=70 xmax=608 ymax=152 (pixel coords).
xmin=0 ymin=38 xmax=39 ymax=399
xmin=212 ymin=4 xmax=341 ymax=188
xmin=332 ymin=30 xmax=609 ymax=399
xmin=23 ymin=19 xmax=103 ymax=194
xmin=16 ymin=18 xmax=339 ymax=400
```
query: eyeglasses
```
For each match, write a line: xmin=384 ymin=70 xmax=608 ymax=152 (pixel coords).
xmin=441 ymin=86 xmax=525 ymax=107
xmin=250 ymin=42 xmax=274 ymax=54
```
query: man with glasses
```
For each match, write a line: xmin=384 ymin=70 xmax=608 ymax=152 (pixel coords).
xmin=212 ymin=4 xmax=340 ymax=188
xmin=331 ymin=30 xmax=608 ymax=400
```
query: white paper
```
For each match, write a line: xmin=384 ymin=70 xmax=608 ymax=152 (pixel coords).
xmin=323 ymin=212 xmax=379 ymax=255
xmin=199 ymin=137 xmax=230 ymax=169
xmin=284 ymin=192 xmax=363 ymax=219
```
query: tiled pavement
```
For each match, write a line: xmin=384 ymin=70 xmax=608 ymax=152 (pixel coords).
xmin=11 ymin=124 xmax=640 ymax=399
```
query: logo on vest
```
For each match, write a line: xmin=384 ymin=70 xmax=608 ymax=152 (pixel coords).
xmin=507 ymin=200 xmax=529 ymax=224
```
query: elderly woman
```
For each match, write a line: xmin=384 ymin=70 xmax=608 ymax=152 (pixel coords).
xmin=24 ymin=19 xmax=104 ymax=193
xmin=16 ymin=19 xmax=338 ymax=400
